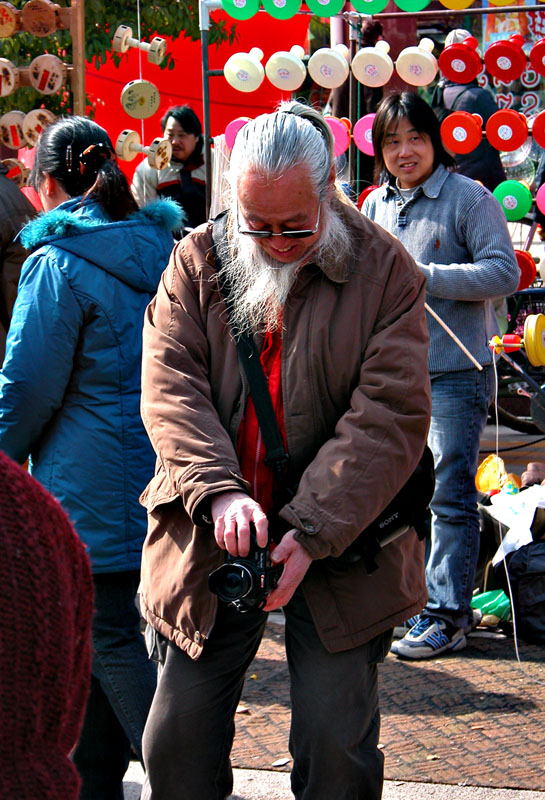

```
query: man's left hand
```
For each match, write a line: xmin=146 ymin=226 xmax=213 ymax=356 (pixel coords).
xmin=263 ymin=529 xmax=312 ymax=612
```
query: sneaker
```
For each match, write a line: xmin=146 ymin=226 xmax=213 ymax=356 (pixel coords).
xmin=466 ymin=607 xmax=483 ymax=634
xmin=393 ymin=615 xmax=420 ymax=638
xmin=391 ymin=616 xmax=468 ymax=660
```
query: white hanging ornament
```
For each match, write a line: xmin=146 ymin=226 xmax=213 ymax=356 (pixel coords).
xmin=265 ymin=45 xmax=306 ymax=91
xmin=224 ymin=48 xmax=265 ymax=93
xmin=308 ymin=44 xmax=349 ymax=89
xmin=351 ymin=40 xmax=393 ymax=87
xmin=115 ymin=130 xmax=172 ymax=170
xmin=395 ymin=38 xmax=438 ymax=87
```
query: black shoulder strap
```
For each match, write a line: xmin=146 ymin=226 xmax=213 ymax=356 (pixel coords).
xmin=211 ymin=215 xmax=289 ymax=476
xmin=450 ymin=87 xmax=472 ymax=111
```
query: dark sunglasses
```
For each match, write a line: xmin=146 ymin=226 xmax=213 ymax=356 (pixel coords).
xmin=236 ymin=199 xmax=321 ymax=239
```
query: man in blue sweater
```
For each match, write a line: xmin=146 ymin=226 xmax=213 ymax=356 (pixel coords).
xmin=363 ymin=92 xmax=519 ymax=659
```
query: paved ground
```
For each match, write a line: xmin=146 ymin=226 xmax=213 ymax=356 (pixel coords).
xmin=124 ymin=762 xmax=545 ymax=799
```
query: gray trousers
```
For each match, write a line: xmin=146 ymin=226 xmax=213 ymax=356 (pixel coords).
xmin=142 ymin=588 xmax=390 ymax=800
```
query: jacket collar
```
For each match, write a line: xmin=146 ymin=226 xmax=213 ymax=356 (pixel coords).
xmin=20 ymin=197 xmax=183 ymax=250
xmin=386 ymin=164 xmax=450 ymax=202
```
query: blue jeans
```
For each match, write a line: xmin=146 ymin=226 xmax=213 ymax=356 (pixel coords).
xmin=73 ymin=570 xmax=156 ymax=800
xmin=423 ymin=366 xmax=493 ymax=628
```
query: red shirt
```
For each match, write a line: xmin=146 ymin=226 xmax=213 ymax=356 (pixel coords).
xmin=236 ymin=328 xmax=286 ymax=515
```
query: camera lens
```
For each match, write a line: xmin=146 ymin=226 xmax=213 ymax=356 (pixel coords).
xmin=209 ymin=564 xmax=254 ymax=603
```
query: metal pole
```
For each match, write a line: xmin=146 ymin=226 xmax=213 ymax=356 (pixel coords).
xmin=200 ymin=0 xmax=222 ymax=219
xmin=347 ymin=12 xmax=360 ymax=187
xmin=355 ymin=3 xmax=545 ymax=20
xmin=71 ymin=0 xmax=85 ymax=116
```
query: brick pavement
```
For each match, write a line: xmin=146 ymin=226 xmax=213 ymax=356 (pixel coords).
xmin=230 ymin=424 xmax=545 ymax=789
xmin=231 ymin=623 xmax=545 ymax=791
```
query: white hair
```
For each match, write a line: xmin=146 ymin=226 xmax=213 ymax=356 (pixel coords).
xmin=226 ymin=101 xmax=335 ymax=204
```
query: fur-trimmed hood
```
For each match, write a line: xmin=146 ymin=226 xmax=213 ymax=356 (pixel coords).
xmin=20 ymin=197 xmax=183 ymax=292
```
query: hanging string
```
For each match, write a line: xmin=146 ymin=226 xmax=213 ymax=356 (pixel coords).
xmin=136 ymin=0 xmax=147 ymax=200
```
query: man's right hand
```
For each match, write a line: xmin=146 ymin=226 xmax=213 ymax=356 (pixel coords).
xmin=211 ymin=491 xmax=268 ymax=557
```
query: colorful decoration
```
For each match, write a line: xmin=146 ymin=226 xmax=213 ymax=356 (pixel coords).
xmin=305 ymin=0 xmax=345 ymax=16
xmin=438 ymin=35 xmax=481 ymax=84
xmin=493 ymin=180 xmax=533 ymax=221
xmin=308 ymin=44 xmax=349 ymax=90
xmin=224 ymin=116 xmax=251 ymax=150
xmin=484 ymin=34 xmax=526 ymax=83
xmin=221 ymin=0 xmax=259 ymax=21
xmin=115 ymin=130 xmax=172 ymax=170
xmin=120 ymin=79 xmax=161 ymax=120
xmin=486 ymin=109 xmax=528 ymax=153
xmin=324 ymin=116 xmax=350 ymax=157
xmin=440 ymin=111 xmax=482 ymax=154
xmin=265 ymin=45 xmax=306 ymax=91
xmin=353 ymin=113 xmax=375 ymax=156
xmin=112 ymin=25 xmax=167 ymax=66
xmin=224 ymin=48 xmax=265 ymax=93
xmin=351 ymin=40 xmax=393 ymax=88
xmin=261 ymin=0 xmax=301 ymax=20
xmin=395 ymin=38 xmax=438 ymax=87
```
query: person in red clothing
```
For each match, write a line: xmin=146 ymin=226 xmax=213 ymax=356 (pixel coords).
xmin=138 ymin=100 xmax=431 ymax=800
xmin=0 ymin=450 xmax=93 ymax=799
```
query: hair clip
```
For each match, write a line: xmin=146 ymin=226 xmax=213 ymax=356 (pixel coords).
xmin=66 ymin=144 xmax=73 ymax=172
xmin=78 ymin=143 xmax=113 ymax=176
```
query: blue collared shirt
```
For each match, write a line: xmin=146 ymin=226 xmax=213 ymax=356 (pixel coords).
xmin=362 ymin=165 xmax=520 ymax=373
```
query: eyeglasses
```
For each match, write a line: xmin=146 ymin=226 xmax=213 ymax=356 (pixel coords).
xmin=236 ymin=199 xmax=321 ymax=239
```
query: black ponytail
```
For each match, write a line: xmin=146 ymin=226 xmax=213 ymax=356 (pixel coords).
xmin=30 ymin=116 xmax=138 ymax=221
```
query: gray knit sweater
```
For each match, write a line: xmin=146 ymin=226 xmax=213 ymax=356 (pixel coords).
xmin=362 ymin=165 xmax=520 ymax=373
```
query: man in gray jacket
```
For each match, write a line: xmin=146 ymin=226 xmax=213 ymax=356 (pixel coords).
xmin=139 ymin=101 xmax=431 ymax=800
xmin=0 ymin=162 xmax=36 ymax=364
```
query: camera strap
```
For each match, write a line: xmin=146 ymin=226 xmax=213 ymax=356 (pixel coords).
xmin=211 ymin=215 xmax=289 ymax=479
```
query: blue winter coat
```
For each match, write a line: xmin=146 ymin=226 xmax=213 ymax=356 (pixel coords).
xmin=0 ymin=196 xmax=183 ymax=572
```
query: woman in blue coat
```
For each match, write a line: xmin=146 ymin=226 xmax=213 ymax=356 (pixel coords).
xmin=0 ymin=116 xmax=183 ymax=799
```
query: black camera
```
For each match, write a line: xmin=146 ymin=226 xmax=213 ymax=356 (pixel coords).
xmin=208 ymin=526 xmax=283 ymax=613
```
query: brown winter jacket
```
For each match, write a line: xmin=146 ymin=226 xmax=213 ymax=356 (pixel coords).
xmin=139 ymin=201 xmax=431 ymax=660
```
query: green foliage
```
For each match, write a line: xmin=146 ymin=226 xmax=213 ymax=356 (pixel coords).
xmin=0 ymin=0 xmax=236 ymax=116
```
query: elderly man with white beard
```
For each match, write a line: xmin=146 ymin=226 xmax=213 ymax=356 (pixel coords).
xmin=138 ymin=101 xmax=431 ymax=800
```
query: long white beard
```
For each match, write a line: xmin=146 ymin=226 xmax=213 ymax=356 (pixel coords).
xmin=216 ymin=202 xmax=352 ymax=338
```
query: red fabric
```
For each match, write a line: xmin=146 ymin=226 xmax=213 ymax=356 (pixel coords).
xmin=237 ymin=328 xmax=286 ymax=515
xmin=0 ymin=451 xmax=94 ymax=799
